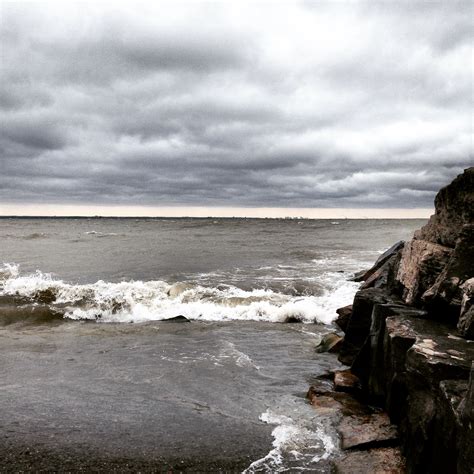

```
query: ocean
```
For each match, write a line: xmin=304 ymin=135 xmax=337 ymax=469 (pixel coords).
xmin=0 ymin=217 xmax=423 ymax=471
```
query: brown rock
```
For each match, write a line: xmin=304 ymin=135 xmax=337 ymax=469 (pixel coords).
xmin=316 ymin=332 xmax=343 ymax=353
xmin=334 ymin=447 xmax=405 ymax=474
xmin=307 ymin=385 xmax=373 ymax=417
xmin=338 ymin=412 xmax=398 ymax=450
xmin=397 ymin=239 xmax=452 ymax=305
xmin=335 ymin=305 xmax=352 ymax=332
xmin=334 ymin=370 xmax=361 ymax=393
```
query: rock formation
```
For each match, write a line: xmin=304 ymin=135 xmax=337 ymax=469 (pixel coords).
xmin=313 ymin=168 xmax=473 ymax=473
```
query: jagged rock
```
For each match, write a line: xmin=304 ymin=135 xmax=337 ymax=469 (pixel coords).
xmin=161 ymin=315 xmax=191 ymax=322
xmin=399 ymin=386 xmax=437 ymax=472
xmin=307 ymin=376 xmax=373 ymax=417
xmin=33 ymin=288 xmax=57 ymax=303
xmin=396 ymin=169 xmax=473 ymax=312
xmin=422 ymin=225 xmax=474 ymax=319
xmin=458 ymin=363 xmax=474 ymax=474
xmin=335 ymin=305 xmax=352 ymax=332
xmin=397 ymin=239 xmax=452 ymax=306
xmin=334 ymin=447 xmax=405 ymax=474
xmin=458 ymin=278 xmax=474 ymax=338
xmin=458 ymin=306 xmax=474 ymax=339
xmin=383 ymin=316 xmax=474 ymax=471
xmin=383 ymin=315 xmax=420 ymax=422
xmin=414 ymin=167 xmax=474 ymax=248
xmin=338 ymin=288 xmax=394 ymax=366
xmin=351 ymin=304 xmax=426 ymax=404
xmin=335 ymin=168 xmax=474 ymax=474
xmin=316 ymin=332 xmax=343 ymax=353
xmin=352 ymin=270 xmax=368 ymax=283
xmin=352 ymin=241 xmax=404 ymax=283
xmin=361 ymin=251 xmax=403 ymax=293
xmin=284 ymin=315 xmax=302 ymax=323
xmin=338 ymin=412 xmax=398 ymax=450
xmin=406 ymin=325 xmax=474 ymax=385
xmin=334 ymin=370 xmax=361 ymax=393
xmin=431 ymin=379 xmax=468 ymax=474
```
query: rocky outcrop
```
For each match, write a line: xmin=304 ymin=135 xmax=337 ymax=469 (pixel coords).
xmin=326 ymin=168 xmax=473 ymax=473
xmin=397 ymin=239 xmax=452 ymax=306
xmin=396 ymin=168 xmax=473 ymax=317
xmin=414 ymin=167 xmax=473 ymax=248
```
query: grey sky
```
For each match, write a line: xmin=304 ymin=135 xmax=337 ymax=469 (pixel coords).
xmin=0 ymin=1 xmax=472 ymax=213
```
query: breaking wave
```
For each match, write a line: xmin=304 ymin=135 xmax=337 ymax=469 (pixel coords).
xmin=244 ymin=406 xmax=338 ymax=472
xmin=0 ymin=263 xmax=359 ymax=324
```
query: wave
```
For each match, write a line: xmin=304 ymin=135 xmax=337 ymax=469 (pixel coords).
xmin=23 ymin=232 xmax=48 ymax=240
xmin=0 ymin=296 xmax=64 ymax=326
xmin=244 ymin=407 xmax=338 ymax=472
xmin=0 ymin=263 xmax=359 ymax=325
xmin=84 ymin=231 xmax=119 ymax=237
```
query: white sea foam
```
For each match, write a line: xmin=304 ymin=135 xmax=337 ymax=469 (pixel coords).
xmin=243 ymin=407 xmax=338 ymax=472
xmin=221 ymin=342 xmax=260 ymax=370
xmin=84 ymin=231 xmax=119 ymax=237
xmin=0 ymin=263 xmax=358 ymax=324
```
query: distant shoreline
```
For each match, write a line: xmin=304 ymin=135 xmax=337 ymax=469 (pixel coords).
xmin=0 ymin=215 xmax=428 ymax=220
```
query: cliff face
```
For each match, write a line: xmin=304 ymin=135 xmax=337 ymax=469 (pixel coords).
xmin=336 ymin=168 xmax=474 ymax=473
xmin=397 ymin=168 xmax=474 ymax=332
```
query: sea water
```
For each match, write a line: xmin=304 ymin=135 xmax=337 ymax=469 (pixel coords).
xmin=0 ymin=217 xmax=423 ymax=471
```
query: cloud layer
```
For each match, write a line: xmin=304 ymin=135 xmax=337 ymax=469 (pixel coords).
xmin=1 ymin=1 xmax=472 ymax=209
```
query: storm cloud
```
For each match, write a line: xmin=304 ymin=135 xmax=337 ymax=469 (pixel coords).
xmin=0 ymin=1 xmax=472 ymax=210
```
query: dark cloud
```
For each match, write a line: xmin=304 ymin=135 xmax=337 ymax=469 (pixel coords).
xmin=0 ymin=1 xmax=471 ymax=210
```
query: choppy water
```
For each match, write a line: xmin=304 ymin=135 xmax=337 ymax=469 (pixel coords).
xmin=0 ymin=217 xmax=423 ymax=471
xmin=0 ymin=218 xmax=423 ymax=324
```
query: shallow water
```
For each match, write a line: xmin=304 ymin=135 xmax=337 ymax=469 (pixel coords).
xmin=0 ymin=217 xmax=424 ymax=471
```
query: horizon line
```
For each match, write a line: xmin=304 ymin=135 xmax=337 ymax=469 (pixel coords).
xmin=0 ymin=205 xmax=433 ymax=219
xmin=0 ymin=215 xmax=430 ymax=220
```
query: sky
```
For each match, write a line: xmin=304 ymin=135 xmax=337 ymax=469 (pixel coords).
xmin=0 ymin=0 xmax=472 ymax=217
